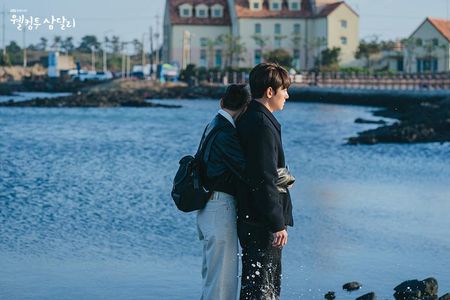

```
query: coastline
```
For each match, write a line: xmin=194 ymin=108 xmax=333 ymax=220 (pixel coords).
xmin=1 ymin=80 xmax=449 ymax=144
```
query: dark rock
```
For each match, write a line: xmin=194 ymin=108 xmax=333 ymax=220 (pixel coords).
xmin=356 ymin=292 xmax=376 ymax=300
xmin=439 ymin=293 xmax=450 ymax=300
xmin=343 ymin=281 xmax=362 ymax=291
xmin=355 ymin=118 xmax=387 ymax=125
xmin=324 ymin=291 xmax=336 ymax=300
xmin=348 ymin=98 xmax=450 ymax=144
xmin=423 ymin=278 xmax=439 ymax=297
xmin=394 ymin=278 xmax=439 ymax=300
xmin=0 ymin=90 xmax=182 ymax=108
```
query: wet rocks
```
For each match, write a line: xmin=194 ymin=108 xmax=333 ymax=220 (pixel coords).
xmin=343 ymin=281 xmax=362 ymax=291
xmin=356 ymin=292 xmax=376 ymax=300
xmin=393 ymin=277 xmax=438 ymax=300
xmin=354 ymin=118 xmax=387 ymax=125
xmin=0 ymin=90 xmax=181 ymax=108
xmin=324 ymin=291 xmax=336 ymax=300
xmin=348 ymin=98 xmax=450 ymax=144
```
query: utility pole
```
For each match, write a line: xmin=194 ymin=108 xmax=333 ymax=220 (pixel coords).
xmin=103 ymin=30 xmax=113 ymax=73
xmin=127 ymin=55 xmax=131 ymax=78
xmin=149 ymin=26 xmax=154 ymax=77
xmin=142 ymin=33 xmax=147 ymax=74
xmin=121 ymin=42 xmax=125 ymax=78
xmin=154 ymin=14 xmax=161 ymax=67
xmin=91 ymin=46 xmax=95 ymax=71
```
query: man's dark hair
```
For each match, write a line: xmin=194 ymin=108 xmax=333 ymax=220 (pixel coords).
xmin=249 ymin=63 xmax=291 ymax=99
xmin=222 ymin=84 xmax=251 ymax=110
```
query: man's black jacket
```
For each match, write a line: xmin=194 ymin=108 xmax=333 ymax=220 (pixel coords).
xmin=201 ymin=113 xmax=246 ymax=197
xmin=236 ymin=100 xmax=293 ymax=233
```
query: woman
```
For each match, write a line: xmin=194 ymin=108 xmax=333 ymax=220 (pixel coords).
xmin=197 ymin=84 xmax=250 ymax=300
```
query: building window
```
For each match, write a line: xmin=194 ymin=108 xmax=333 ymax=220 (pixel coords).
xmin=271 ymin=2 xmax=281 ymax=10
xmin=274 ymin=37 xmax=282 ymax=48
xmin=290 ymin=1 xmax=300 ymax=10
xmin=254 ymin=49 xmax=262 ymax=65
xmin=416 ymin=38 xmax=423 ymax=46
xmin=341 ymin=20 xmax=348 ymax=28
xmin=340 ymin=36 xmax=348 ymax=45
xmin=274 ymin=23 xmax=281 ymax=35
xmin=215 ymin=49 xmax=222 ymax=67
xmin=252 ymin=1 xmax=261 ymax=10
xmin=212 ymin=8 xmax=223 ymax=17
xmin=181 ymin=8 xmax=191 ymax=17
xmin=200 ymin=49 xmax=207 ymax=67
xmin=417 ymin=58 xmax=438 ymax=73
xmin=197 ymin=9 xmax=207 ymax=17
xmin=255 ymin=23 xmax=261 ymax=34
xmin=200 ymin=38 xmax=208 ymax=47
xmin=293 ymin=24 xmax=300 ymax=34
xmin=432 ymin=38 xmax=439 ymax=46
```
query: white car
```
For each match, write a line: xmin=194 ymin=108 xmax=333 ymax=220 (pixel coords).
xmin=72 ymin=71 xmax=113 ymax=81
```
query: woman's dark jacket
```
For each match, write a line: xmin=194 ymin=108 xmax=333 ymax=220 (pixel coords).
xmin=201 ymin=113 xmax=246 ymax=197
xmin=236 ymin=100 xmax=294 ymax=233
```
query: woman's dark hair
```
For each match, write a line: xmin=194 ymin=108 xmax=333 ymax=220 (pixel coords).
xmin=222 ymin=84 xmax=251 ymax=110
xmin=249 ymin=63 xmax=291 ymax=99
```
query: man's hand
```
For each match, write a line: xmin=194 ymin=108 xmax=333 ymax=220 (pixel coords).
xmin=272 ymin=229 xmax=288 ymax=248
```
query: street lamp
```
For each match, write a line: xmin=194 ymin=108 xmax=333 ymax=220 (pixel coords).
xmin=90 ymin=45 xmax=95 ymax=71
xmin=103 ymin=29 xmax=113 ymax=73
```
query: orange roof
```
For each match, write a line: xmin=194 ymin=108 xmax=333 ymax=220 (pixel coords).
xmin=427 ymin=18 xmax=450 ymax=42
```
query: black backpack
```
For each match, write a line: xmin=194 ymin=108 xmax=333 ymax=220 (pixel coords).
xmin=171 ymin=125 xmax=222 ymax=212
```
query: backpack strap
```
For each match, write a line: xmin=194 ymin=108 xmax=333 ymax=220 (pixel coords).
xmin=195 ymin=124 xmax=224 ymax=161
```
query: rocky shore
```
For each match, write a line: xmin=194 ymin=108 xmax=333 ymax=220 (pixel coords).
xmin=0 ymin=90 xmax=181 ymax=108
xmin=326 ymin=277 xmax=450 ymax=300
xmin=347 ymin=98 xmax=450 ymax=144
xmin=0 ymin=80 xmax=226 ymax=108
xmin=2 ymin=79 xmax=449 ymax=144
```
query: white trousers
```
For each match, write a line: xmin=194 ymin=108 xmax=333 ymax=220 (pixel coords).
xmin=197 ymin=191 xmax=239 ymax=300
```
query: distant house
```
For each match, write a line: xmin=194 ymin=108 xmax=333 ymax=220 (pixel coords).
xmin=404 ymin=17 xmax=450 ymax=73
xmin=163 ymin=0 xmax=359 ymax=70
xmin=48 ymin=52 xmax=76 ymax=77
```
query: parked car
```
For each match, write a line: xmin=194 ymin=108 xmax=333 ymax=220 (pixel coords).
xmin=72 ymin=71 xmax=113 ymax=82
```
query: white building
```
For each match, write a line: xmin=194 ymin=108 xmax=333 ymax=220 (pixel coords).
xmin=404 ymin=17 xmax=450 ymax=73
xmin=163 ymin=0 xmax=359 ymax=70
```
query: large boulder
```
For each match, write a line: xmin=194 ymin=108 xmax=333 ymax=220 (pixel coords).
xmin=356 ymin=292 xmax=376 ymax=300
xmin=394 ymin=277 xmax=438 ymax=300
xmin=343 ymin=282 xmax=362 ymax=291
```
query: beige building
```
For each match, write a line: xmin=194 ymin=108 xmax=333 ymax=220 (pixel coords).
xmin=404 ymin=17 xmax=450 ymax=73
xmin=163 ymin=0 xmax=359 ymax=70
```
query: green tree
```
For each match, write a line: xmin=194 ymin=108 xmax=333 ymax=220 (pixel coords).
xmin=77 ymin=35 xmax=101 ymax=53
xmin=252 ymin=34 xmax=269 ymax=53
xmin=132 ymin=38 xmax=143 ymax=55
xmin=6 ymin=41 xmax=22 ymax=65
xmin=319 ymin=47 xmax=341 ymax=70
xmin=217 ymin=34 xmax=247 ymax=68
xmin=37 ymin=37 xmax=48 ymax=51
xmin=304 ymin=37 xmax=327 ymax=70
xmin=401 ymin=37 xmax=417 ymax=73
xmin=263 ymin=49 xmax=293 ymax=69
xmin=355 ymin=38 xmax=381 ymax=70
xmin=51 ymin=35 xmax=62 ymax=51
xmin=111 ymin=35 xmax=121 ymax=54
xmin=61 ymin=37 xmax=74 ymax=54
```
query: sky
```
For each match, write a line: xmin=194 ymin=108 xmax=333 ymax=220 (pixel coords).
xmin=3 ymin=0 xmax=450 ymax=49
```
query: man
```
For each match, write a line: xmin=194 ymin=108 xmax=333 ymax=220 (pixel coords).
xmin=236 ymin=63 xmax=294 ymax=300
